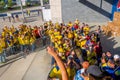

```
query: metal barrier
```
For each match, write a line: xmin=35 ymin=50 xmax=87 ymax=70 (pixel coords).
xmin=0 ymin=36 xmax=50 ymax=63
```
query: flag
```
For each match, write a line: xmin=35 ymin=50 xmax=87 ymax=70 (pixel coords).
xmin=117 ymin=0 xmax=120 ymax=9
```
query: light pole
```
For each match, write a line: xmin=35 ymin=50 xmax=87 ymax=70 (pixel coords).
xmin=20 ymin=0 xmax=26 ymax=23
xmin=100 ymin=0 xmax=103 ymax=8
xmin=39 ymin=0 xmax=44 ymax=21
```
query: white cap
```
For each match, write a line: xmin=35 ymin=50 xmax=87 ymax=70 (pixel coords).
xmin=114 ymin=54 xmax=120 ymax=59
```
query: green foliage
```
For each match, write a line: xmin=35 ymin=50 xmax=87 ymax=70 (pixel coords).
xmin=0 ymin=0 xmax=5 ymax=8
xmin=8 ymin=0 xmax=13 ymax=7
xmin=43 ymin=0 xmax=49 ymax=4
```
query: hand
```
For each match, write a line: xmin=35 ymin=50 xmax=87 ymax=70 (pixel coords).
xmin=47 ymin=46 xmax=56 ymax=56
xmin=84 ymin=76 xmax=89 ymax=80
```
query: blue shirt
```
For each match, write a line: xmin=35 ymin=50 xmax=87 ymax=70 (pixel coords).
xmin=74 ymin=69 xmax=85 ymax=80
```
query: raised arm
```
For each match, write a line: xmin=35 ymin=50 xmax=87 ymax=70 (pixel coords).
xmin=47 ymin=46 xmax=69 ymax=80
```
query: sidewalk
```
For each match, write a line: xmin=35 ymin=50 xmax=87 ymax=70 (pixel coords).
xmin=0 ymin=48 xmax=51 ymax=80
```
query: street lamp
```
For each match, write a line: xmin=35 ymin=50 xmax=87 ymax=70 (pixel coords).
xmin=20 ymin=0 xmax=26 ymax=23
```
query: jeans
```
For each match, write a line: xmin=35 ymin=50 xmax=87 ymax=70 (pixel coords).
xmin=0 ymin=51 xmax=6 ymax=63
xmin=42 ymin=36 xmax=47 ymax=46
xmin=31 ymin=43 xmax=35 ymax=52
xmin=20 ymin=45 xmax=25 ymax=52
xmin=8 ymin=46 xmax=15 ymax=55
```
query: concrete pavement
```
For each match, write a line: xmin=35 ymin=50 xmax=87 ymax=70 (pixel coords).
xmin=62 ymin=0 xmax=113 ymax=22
xmin=0 ymin=49 xmax=51 ymax=80
xmin=22 ymin=49 xmax=51 ymax=80
xmin=0 ymin=52 xmax=37 ymax=80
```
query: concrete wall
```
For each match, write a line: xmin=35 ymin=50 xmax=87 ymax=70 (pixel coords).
xmin=42 ymin=8 xmax=51 ymax=21
xmin=61 ymin=0 xmax=113 ymax=23
xmin=50 ymin=0 xmax=62 ymax=23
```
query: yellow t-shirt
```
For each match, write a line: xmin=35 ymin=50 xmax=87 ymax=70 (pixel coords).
xmin=68 ymin=32 xmax=73 ymax=39
xmin=54 ymin=32 xmax=60 ymax=36
xmin=49 ymin=66 xmax=62 ymax=80
xmin=76 ymin=39 xmax=81 ymax=47
xmin=56 ymin=35 xmax=62 ymax=40
xmin=18 ymin=37 xmax=24 ymax=45
xmin=57 ymin=47 xmax=65 ymax=53
xmin=50 ymin=35 xmax=55 ymax=42
xmin=30 ymin=37 xmax=35 ymax=44
xmin=24 ymin=36 xmax=30 ymax=45
xmin=13 ymin=37 xmax=18 ymax=44
xmin=0 ymin=45 xmax=3 ymax=53
xmin=67 ymin=67 xmax=76 ymax=80
xmin=80 ymin=39 xmax=87 ymax=48
xmin=54 ymin=42 xmax=58 ymax=49
xmin=68 ymin=23 xmax=73 ymax=27
xmin=74 ymin=33 xmax=78 ymax=38
xmin=2 ymin=31 xmax=6 ymax=37
xmin=0 ymin=38 xmax=6 ymax=48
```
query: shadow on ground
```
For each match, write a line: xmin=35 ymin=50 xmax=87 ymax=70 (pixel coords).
xmin=100 ymin=32 xmax=120 ymax=55
xmin=79 ymin=0 xmax=111 ymax=18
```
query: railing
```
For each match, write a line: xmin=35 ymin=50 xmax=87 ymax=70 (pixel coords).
xmin=0 ymin=36 xmax=50 ymax=63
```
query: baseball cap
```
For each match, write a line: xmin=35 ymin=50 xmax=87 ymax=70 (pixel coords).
xmin=114 ymin=54 xmax=120 ymax=59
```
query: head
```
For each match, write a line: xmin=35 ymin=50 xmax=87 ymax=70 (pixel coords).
xmin=107 ymin=59 xmax=115 ymax=68
xmin=82 ymin=61 xmax=89 ymax=69
xmin=114 ymin=54 xmax=120 ymax=62
xmin=106 ymin=51 xmax=112 ymax=57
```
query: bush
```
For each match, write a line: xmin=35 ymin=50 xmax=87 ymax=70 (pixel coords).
xmin=0 ymin=0 xmax=5 ymax=8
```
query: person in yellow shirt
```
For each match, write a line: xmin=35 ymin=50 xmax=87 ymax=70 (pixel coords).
xmin=50 ymin=33 xmax=55 ymax=46
xmin=57 ymin=45 xmax=65 ymax=57
xmin=30 ymin=35 xmax=36 ymax=52
xmin=18 ymin=34 xmax=25 ymax=52
xmin=1 ymin=28 xmax=6 ymax=37
xmin=0 ymin=36 xmax=6 ymax=63
xmin=23 ymin=34 xmax=30 ymax=53
xmin=0 ymin=45 xmax=5 ymax=63
xmin=74 ymin=19 xmax=80 ymax=25
xmin=83 ymin=25 xmax=90 ymax=35
xmin=55 ymin=22 xmax=60 ymax=29
xmin=68 ymin=21 xmax=73 ymax=27
xmin=48 ymin=62 xmax=62 ymax=80
xmin=0 ymin=36 xmax=6 ymax=49
xmin=54 ymin=29 xmax=60 ymax=37
xmin=56 ymin=35 xmax=62 ymax=40
xmin=75 ymin=38 xmax=81 ymax=47
xmin=48 ymin=61 xmax=75 ymax=80
xmin=24 ymin=35 xmax=30 ymax=45
xmin=68 ymin=31 xmax=74 ymax=39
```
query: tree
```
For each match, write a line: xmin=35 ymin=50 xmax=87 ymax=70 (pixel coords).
xmin=43 ymin=0 xmax=49 ymax=4
xmin=8 ymin=0 xmax=13 ymax=7
xmin=0 ymin=0 xmax=5 ymax=8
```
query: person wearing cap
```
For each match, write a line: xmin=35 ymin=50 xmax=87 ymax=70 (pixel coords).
xmin=114 ymin=54 xmax=120 ymax=65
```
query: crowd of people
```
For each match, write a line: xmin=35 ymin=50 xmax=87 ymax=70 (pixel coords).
xmin=0 ymin=24 xmax=48 ymax=63
xmin=0 ymin=20 xmax=120 ymax=80
xmin=46 ymin=20 xmax=120 ymax=80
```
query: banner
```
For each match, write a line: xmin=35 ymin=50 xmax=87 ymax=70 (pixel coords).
xmin=117 ymin=0 xmax=120 ymax=9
